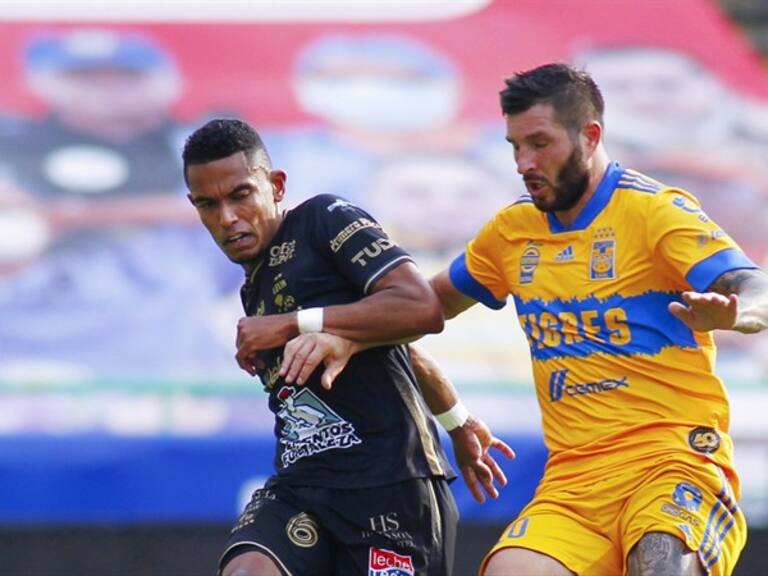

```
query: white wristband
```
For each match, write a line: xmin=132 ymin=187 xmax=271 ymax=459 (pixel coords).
xmin=297 ymin=308 xmax=324 ymax=334
xmin=434 ymin=400 xmax=470 ymax=431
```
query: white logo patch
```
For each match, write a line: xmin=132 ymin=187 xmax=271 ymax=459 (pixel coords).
xmin=277 ymin=386 xmax=361 ymax=466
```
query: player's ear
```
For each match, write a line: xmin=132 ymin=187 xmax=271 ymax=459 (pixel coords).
xmin=269 ymin=170 xmax=287 ymax=202
xmin=583 ymin=121 xmax=602 ymax=153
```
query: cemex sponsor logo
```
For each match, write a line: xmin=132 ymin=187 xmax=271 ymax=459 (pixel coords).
xmin=368 ymin=547 xmax=415 ymax=576
xmin=549 ymin=369 xmax=629 ymax=402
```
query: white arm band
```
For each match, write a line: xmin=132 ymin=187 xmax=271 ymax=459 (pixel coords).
xmin=297 ymin=308 xmax=324 ymax=334
xmin=434 ymin=400 xmax=470 ymax=431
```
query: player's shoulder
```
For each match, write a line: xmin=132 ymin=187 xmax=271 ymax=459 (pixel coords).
xmin=486 ymin=193 xmax=540 ymax=236
xmin=297 ymin=194 xmax=364 ymax=215
xmin=616 ymin=168 xmax=666 ymax=195
xmin=617 ymin=167 xmax=703 ymax=212
xmin=289 ymin=194 xmax=377 ymax=237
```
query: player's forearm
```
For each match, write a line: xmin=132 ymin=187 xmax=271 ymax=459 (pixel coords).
xmin=318 ymin=283 xmax=443 ymax=342
xmin=732 ymin=271 xmax=768 ymax=333
xmin=409 ymin=343 xmax=460 ymax=414
xmin=710 ymin=268 xmax=768 ymax=333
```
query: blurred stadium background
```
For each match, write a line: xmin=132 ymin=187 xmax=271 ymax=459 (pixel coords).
xmin=0 ymin=0 xmax=767 ymax=574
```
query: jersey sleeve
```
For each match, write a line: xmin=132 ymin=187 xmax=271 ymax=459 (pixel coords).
xmin=310 ymin=195 xmax=414 ymax=294
xmin=647 ymin=188 xmax=758 ymax=291
xmin=452 ymin=214 xmax=508 ymax=309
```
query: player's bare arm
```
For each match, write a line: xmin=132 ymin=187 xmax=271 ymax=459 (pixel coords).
xmin=409 ymin=344 xmax=515 ymax=503
xmin=275 ymin=266 xmax=469 ymax=384
xmin=668 ymin=268 xmax=768 ymax=333
xmin=429 ymin=269 xmax=478 ymax=319
xmin=235 ymin=262 xmax=443 ymax=374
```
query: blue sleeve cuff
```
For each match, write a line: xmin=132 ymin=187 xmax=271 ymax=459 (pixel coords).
xmin=685 ymin=248 xmax=758 ymax=292
xmin=448 ymin=253 xmax=506 ymax=310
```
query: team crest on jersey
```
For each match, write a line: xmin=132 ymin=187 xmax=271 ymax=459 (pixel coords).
xmin=688 ymin=426 xmax=720 ymax=454
xmin=590 ymin=240 xmax=615 ymax=280
xmin=368 ymin=547 xmax=415 ymax=576
xmin=589 ymin=227 xmax=616 ymax=280
xmin=277 ymin=386 xmax=361 ymax=467
xmin=519 ymin=242 xmax=541 ymax=284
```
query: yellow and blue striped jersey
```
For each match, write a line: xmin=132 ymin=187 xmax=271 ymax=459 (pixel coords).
xmin=450 ymin=162 xmax=758 ymax=476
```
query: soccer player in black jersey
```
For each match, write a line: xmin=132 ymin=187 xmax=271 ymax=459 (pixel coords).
xmin=182 ymin=119 xmax=512 ymax=576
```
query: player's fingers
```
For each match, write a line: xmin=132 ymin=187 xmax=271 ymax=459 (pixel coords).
xmin=474 ymin=461 xmax=499 ymax=500
xmin=321 ymin=358 xmax=345 ymax=390
xmin=283 ymin=339 xmax=316 ymax=384
xmin=462 ymin=466 xmax=485 ymax=504
xmin=295 ymin=342 xmax=326 ymax=385
xmin=235 ymin=350 xmax=257 ymax=376
xmin=235 ymin=318 xmax=247 ymax=348
xmin=280 ymin=337 xmax=304 ymax=379
xmin=483 ymin=453 xmax=508 ymax=487
xmin=490 ymin=438 xmax=516 ymax=460
xmin=668 ymin=301 xmax=692 ymax=324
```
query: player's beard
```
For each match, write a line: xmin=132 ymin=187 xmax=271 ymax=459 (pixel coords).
xmin=535 ymin=145 xmax=590 ymax=213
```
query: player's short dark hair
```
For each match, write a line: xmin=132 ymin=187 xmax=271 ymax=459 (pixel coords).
xmin=182 ymin=118 xmax=271 ymax=184
xmin=500 ymin=63 xmax=604 ymax=135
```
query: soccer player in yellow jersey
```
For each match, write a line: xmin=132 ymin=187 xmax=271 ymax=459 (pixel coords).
xmin=432 ymin=63 xmax=768 ymax=576
xmin=275 ymin=62 xmax=768 ymax=575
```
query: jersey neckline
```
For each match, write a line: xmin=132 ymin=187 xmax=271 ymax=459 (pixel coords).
xmin=547 ymin=161 xmax=623 ymax=233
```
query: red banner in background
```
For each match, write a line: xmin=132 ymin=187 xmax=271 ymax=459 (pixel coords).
xmin=0 ymin=0 xmax=766 ymax=124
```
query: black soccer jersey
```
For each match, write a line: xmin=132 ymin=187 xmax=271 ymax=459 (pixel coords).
xmin=240 ymin=194 xmax=454 ymax=489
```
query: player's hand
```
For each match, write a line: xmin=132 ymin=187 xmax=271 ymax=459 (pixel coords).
xmin=280 ymin=333 xmax=359 ymax=389
xmin=449 ymin=415 xmax=515 ymax=503
xmin=235 ymin=315 xmax=294 ymax=375
xmin=668 ymin=291 xmax=738 ymax=332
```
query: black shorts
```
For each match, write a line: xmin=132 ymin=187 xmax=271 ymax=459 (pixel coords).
xmin=219 ymin=477 xmax=458 ymax=576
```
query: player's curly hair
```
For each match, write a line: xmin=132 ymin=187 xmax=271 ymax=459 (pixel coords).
xmin=182 ymin=118 xmax=272 ymax=184
xmin=500 ymin=63 xmax=604 ymax=136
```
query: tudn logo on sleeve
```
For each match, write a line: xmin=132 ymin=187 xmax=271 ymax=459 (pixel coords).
xmin=368 ymin=547 xmax=415 ymax=576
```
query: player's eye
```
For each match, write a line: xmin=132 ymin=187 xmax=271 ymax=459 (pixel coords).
xmin=231 ymin=188 xmax=252 ymax=201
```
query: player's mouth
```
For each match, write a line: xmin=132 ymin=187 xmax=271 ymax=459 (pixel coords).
xmin=224 ymin=232 xmax=255 ymax=247
xmin=524 ymin=177 xmax=549 ymax=195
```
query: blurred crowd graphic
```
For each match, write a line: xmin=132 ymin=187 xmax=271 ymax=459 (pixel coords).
xmin=1 ymin=11 xmax=767 ymax=414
